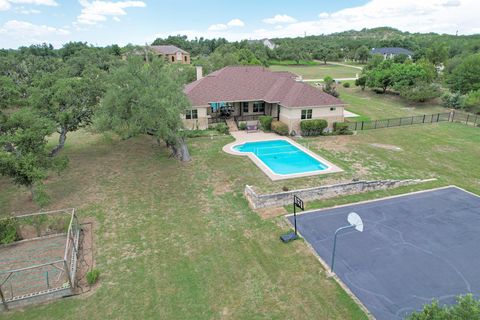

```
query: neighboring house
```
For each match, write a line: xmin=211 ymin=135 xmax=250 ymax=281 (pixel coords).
xmin=248 ymin=38 xmax=277 ymax=50
xmin=370 ymin=47 xmax=414 ymax=59
xmin=150 ymin=45 xmax=191 ymax=64
xmin=182 ymin=66 xmax=346 ymax=134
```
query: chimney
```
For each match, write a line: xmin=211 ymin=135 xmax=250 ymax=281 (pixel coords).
xmin=196 ymin=66 xmax=203 ymax=80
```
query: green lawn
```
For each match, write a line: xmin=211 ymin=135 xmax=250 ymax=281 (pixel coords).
xmin=269 ymin=64 xmax=359 ymax=80
xmin=0 ymin=131 xmax=367 ymax=320
xmin=338 ymin=85 xmax=448 ymax=121
xmin=1 ymin=86 xmax=479 ymax=319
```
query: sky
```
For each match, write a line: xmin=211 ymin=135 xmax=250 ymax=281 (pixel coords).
xmin=0 ymin=0 xmax=479 ymax=49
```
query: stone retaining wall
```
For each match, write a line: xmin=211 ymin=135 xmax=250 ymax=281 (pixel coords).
xmin=245 ymin=179 xmax=435 ymax=209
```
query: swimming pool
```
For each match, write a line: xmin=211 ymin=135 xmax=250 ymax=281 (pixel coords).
xmin=233 ymin=140 xmax=331 ymax=176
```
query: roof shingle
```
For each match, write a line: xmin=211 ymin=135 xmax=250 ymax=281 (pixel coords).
xmin=184 ymin=66 xmax=345 ymax=108
xmin=150 ymin=45 xmax=189 ymax=55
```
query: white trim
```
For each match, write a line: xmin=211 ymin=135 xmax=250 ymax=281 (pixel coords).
xmin=227 ymin=137 xmax=343 ymax=181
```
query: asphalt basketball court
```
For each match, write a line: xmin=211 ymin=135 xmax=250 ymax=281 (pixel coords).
xmin=287 ymin=186 xmax=480 ymax=319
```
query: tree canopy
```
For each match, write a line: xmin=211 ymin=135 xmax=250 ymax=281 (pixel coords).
xmin=95 ymin=57 xmax=191 ymax=161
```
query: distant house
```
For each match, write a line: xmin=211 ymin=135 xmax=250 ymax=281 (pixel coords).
xmin=182 ymin=66 xmax=346 ymax=133
xmin=149 ymin=45 xmax=190 ymax=64
xmin=371 ymin=47 xmax=414 ymax=60
xmin=248 ymin=38 xmax=277 ymax=50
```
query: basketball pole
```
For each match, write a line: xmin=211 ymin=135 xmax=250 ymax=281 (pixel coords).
xmin=330 ymin=225 xmax=355 ymax=273
xmin=293 ymin=201 xmax=298 ymax=236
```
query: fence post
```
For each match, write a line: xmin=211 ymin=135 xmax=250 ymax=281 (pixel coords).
xmin=355 ymin=121 xmax=358 ymax=131
xmin=374 ymin=120 xmax=378 ymax=129
xmin=423 ymin=114 xmax=426 ymax=123
xmin=361 ymin=121 xmax=364 ymax=130
xmin=0 ymin=286 xmax=7 ymax=311
xmin=474 ymin=115 xmax=478 ymax=126
xmin=64 ymin=260 xmax=73 ymax=290
xmin=436 ymin=113 xmax=440 ymax=122
xmin=466 ymin=114 xmax=470 ymax=125
xmin=451 ymin=110 xmax=455 ymax=122
xmin=387 ymin=119 xmax=390 ymax=127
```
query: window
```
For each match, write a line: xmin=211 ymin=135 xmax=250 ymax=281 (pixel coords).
xmin=330 ymin=107 xmax=336 ymax=111
xmin=242 ymin=102 xmax=249 ymax=113
xmin=301 ymin=109 xmax=312 ymax=120
xmin=185 ymin=109 xmax=198 ymax=120
xmin=253 ymin=101 xmax=265 ymax=113
xmin=184 ymin=56 xmax=188 ymax=62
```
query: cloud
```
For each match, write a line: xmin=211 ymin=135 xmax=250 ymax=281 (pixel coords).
xmin=0 ymin=0 xmax=56 ymax=10
xmin=77 ymin=0 xmax=146 ymax=25
xmin=9 ymin=0 xmax=57 ymax=5
xmin=0 ymin=20 xmax=69 ymax=47
xmin=208 ymin=23 xmax=227 ymax=31
xmin=227 ymin=18 xmax=244 ymax=27
xmin=318 ymin=12 xmax=329 ymax=19
xmin=262 ymin=14 xmax=297 ymax=24
xmin=0 ymin=0 xmax=11 ymax=11
xmin=208 ymin=18 xmax=244 ymax=31
xmin=253 ymin=0 xmax=480 ymax=39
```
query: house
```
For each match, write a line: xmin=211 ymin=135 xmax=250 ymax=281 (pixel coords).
xmin=182 ymin=66 xmax=346 ymax=134
xmin=261 ymin=39 xmax=277 ymax=50
xmin=370 ymin=47 xmax=414 ymax=59
xmin=248 ymin=38 xmax=277 ymax=50
xmin=150 ymin=45 xmax=190 ymax=64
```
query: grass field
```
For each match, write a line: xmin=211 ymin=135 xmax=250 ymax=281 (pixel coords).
xmin=1 ymin=85 xmax=479 ymax=319
xmin=338 ymin=83 xmax=448 ymax=121
xmin=269 ymin=63 xmax=359 ymax=80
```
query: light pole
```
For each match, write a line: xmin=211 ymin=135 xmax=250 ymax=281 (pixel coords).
xmin=330 ymin=212 xmax=364 ymax=273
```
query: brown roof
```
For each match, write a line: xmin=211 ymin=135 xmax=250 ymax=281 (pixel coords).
xmin=184 ymin=66 xmax=344 ymax=108
xmin=150 ymin=45 xmax=189 ymax=55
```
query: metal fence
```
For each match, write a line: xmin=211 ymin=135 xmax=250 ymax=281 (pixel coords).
xmin=451 ymin=110 xmax=480 ymax=126
xmin=347 ymin=111 xmax=479 ymax=131
xmin=0 ymin=209 xmax=80 ymax=310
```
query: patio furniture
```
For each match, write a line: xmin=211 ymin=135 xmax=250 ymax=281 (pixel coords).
xmin=246 ymin=124 xmax=259 ymax=133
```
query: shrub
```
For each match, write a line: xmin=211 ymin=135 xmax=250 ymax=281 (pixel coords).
xmin=258 ymin=115 xmax=273 ymax=131
xmin=213 ymin=123 xmax=229 ymax=134
xmin=407 ymin=295 xmax=480 ymax=319
xmin=238 ymin=122 xmax=247 ymax=130
xmin=355 ymin=76 xmax=367 ymax=90
xmin=271 ymin=121 xmax=289 ymax=136
xmin=0 ymin=217 xmax=20 ymax=245
xmin=333 ymin=122 xmax=353 ymax=135
xmin=343 ymin=82 xmax=351 ymax=88
xmin=300 ymin=119 xmax=328 ymax=136
xmin=86 ymin=269 xmax=100 ymax=286
xmin=282 ymin=186 xmax=289 ymax=192
xmin=465 ymin=90 xmax=480 ymax=114
xmin=442 ymin=92 xmax=466 ymax=109
xmin=323 ymin=76 xmax=340 ymax=97
xmin=400 ymin=82 xmax=442 ymax=103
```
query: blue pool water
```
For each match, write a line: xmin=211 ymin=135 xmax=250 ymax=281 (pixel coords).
xmin=233 ymin=140 xmax=329 ymax=175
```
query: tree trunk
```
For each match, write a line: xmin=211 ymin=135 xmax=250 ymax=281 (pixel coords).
xmin=28 ymin=184 xmax=35 ymax=200
xmin=169 ymin=137 xmax=191 ymax=162
xmin=51 ymin=127 xmax=68 ymax=156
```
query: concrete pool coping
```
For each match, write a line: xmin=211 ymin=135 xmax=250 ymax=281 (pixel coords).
xmin=223 ymin=131 xmax=343 ymax=181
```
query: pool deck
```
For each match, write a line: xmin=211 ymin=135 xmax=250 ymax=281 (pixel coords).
xmin=223 ymin=131 xmax=343 ymax=181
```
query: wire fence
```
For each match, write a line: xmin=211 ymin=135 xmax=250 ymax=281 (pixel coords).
xmin=347 ymin=111 xmax=479 ymax=131
xmin=0 ymin=209 xmax=80 ymax=310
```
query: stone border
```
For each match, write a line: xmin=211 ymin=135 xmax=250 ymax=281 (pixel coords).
xmin=245 ymin=178 xmax=436 ymax=209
